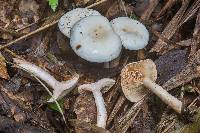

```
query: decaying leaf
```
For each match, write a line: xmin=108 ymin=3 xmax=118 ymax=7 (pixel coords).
xmin=163 ymin=49 xmax=200 ymax=91
xmin=155 ymin=50 xmax=187 ymax=85
xmin=0 ymin=1 xmax=13 ymax=24
xmin=74 ymin=91 xmax=97 ymax=132
xmin=0 ymin=52 xmax=9 ymax=79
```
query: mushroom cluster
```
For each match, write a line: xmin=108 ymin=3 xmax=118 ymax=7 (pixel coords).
xmin=58 ymin=8 xmax=149 ymax=68
xmin=11 ymin=7 xmax=185 ymax=132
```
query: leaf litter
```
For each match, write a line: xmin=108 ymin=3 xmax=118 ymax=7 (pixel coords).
xmin=0 ymin=0 xmax=200 ymax=132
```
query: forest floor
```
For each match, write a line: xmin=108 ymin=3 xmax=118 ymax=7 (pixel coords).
xmin=0 ymin=0 xmax=200 ymax=133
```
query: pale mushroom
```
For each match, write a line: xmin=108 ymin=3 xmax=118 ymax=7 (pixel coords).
xmin=13 ymin=58 xmax=79 ymax=102
xmin=110 ymin=17 xmax=149 ymax=50
xmin=58 ymin=8 xmax=101 ymax=38
xmin=121 ymin=59 xmax=183 ymax=114
xmin=70 ymin=15 xmax=122 ymax=68
xmin=78 ymin=78 xmax=116 ymax=128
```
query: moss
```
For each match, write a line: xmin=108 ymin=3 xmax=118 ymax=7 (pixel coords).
xmin=174 ymin=109 xmax=200 ymax=133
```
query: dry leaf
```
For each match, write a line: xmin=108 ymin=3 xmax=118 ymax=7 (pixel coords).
xmin=155 ymin=50 xmax=187 ymax=85
xmin=163 ymin=49 xmax=200 ymax=91
xmin=0 ymin=52 xmax=9 ymax=79
xmin=74 ymin=91 xmax=97 ymax=132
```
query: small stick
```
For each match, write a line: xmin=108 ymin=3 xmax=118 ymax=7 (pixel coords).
xmin=107 ymin=95 xmax=126 ymax=126
xmin=120 ymin=108 xmax=141 ymax=133
xmin=0 ymin=21 xmax=58 ymax=50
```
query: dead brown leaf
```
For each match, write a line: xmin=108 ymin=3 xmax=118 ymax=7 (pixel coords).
xmin=163 ymin=49 xmax=200 ymax=91
xmin=74 ymin=91 xmax=97 ymax=131
xmin=155 ymin=50 xmax=187 ymax=85
xmin=0 ymin=52 xmax=9 ymax=79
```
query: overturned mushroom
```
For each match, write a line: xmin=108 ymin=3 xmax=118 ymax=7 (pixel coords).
xmin=110 ymin=17 xmax=149 ymax=50
xmin=13 ymin=58 xmax=79 ymax=102
xmin=58 ymin=8 xmax=101 ymax=38
xmin=70 ymin=15 xmax=122 ymax=68
xmin=78 ymin=78 xmax=115 ymax=128
xmin=121 ymin=59 xmax=183 ymax=114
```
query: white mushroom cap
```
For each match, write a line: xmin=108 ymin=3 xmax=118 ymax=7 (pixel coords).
xmin=58 ymin=8 xmax=101 ymax=38
xmin=110 ymin=17 xmax=149 ymax=50
xmin=70 ymin=15 xmax=122 ymax=63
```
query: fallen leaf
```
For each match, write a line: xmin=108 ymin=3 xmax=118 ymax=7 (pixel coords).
xmin=74 ymin=91 xmax=97 ymax=131
xmin=155 ymin=50 xmax=187 ymax=85
xmin=0 ymin=52 xmax=9 ymax=79
xmin=163 ymin=49 xmax=200 ymax=91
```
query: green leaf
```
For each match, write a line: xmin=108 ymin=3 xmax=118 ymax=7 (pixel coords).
xmin=48 ymin=0 xmax=58 ymax=12
xmin=48 ymin=98 xmax=64 ymax=113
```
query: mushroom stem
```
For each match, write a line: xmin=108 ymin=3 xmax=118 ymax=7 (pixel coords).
xmin=93 ymin=90 xmax=107 ymax=128
xmin=78 ymin=78 xmax=115 ymax=128
xmin=14 ymin=58 xmax=79 ymax=101
xmin=143 ymin=78 xmax=183 ymax=114
xmin=104 ymin=56 xmax=121 ymax=69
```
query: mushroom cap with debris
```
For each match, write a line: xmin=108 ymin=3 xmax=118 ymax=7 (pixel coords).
xmin=58 ymin=8 xmax=101 ymax=38
xmin=70 ymin=15 xmax=122 ymax=63
xmin=111 ymin=17 xmax=149 ymax=50
xmin=121 ymin=59 xmax=157 ymax=102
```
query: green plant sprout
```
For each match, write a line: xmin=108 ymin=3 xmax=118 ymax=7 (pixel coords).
xmin=49 ymin=0 xmax=58 ymax=12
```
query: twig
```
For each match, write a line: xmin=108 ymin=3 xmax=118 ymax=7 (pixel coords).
xmin=0 ymin=21 xmax=58 ymax=50
xmin=107 ymin=95 xmax=126 ymax=126
xmin=119 ymin=0 xmax=128 ymax=16
xmin=118 ymin=96 xmax=147 ymax=127
xmin=140 ymin=0 xmax=159 ymax=21
xmin=150 ymin=0 xmax=190 ymax=53
xmin=86 ymin=0 xmax=107 ymax=9
xmin=187 ymin=97 xmax=198 ymax=109
xmin=4 ymin=48 xmax=21 ymax=58
xmin=162 ymin=119 xmax=176 ymax=133
xmin=16 ymin=18 xmax=49 ymax=32
xmin=121 ymin=108 xmax=141 ymax=133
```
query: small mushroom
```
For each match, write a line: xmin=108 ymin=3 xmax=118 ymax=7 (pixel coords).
xmin=78 ymin=78 xmax=115 ymax=128
xmin=121 ymin=59 xmax=183 ymax=114
xmin=70 ymin=15 xmax=122 ymax=68
xmin=110 ymin=17 xmax=149 ymax=50
xmin=58 ymin=8 xmax=101 ymax=38
xmin=13 ymin=58 xmax=79 ymax=102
